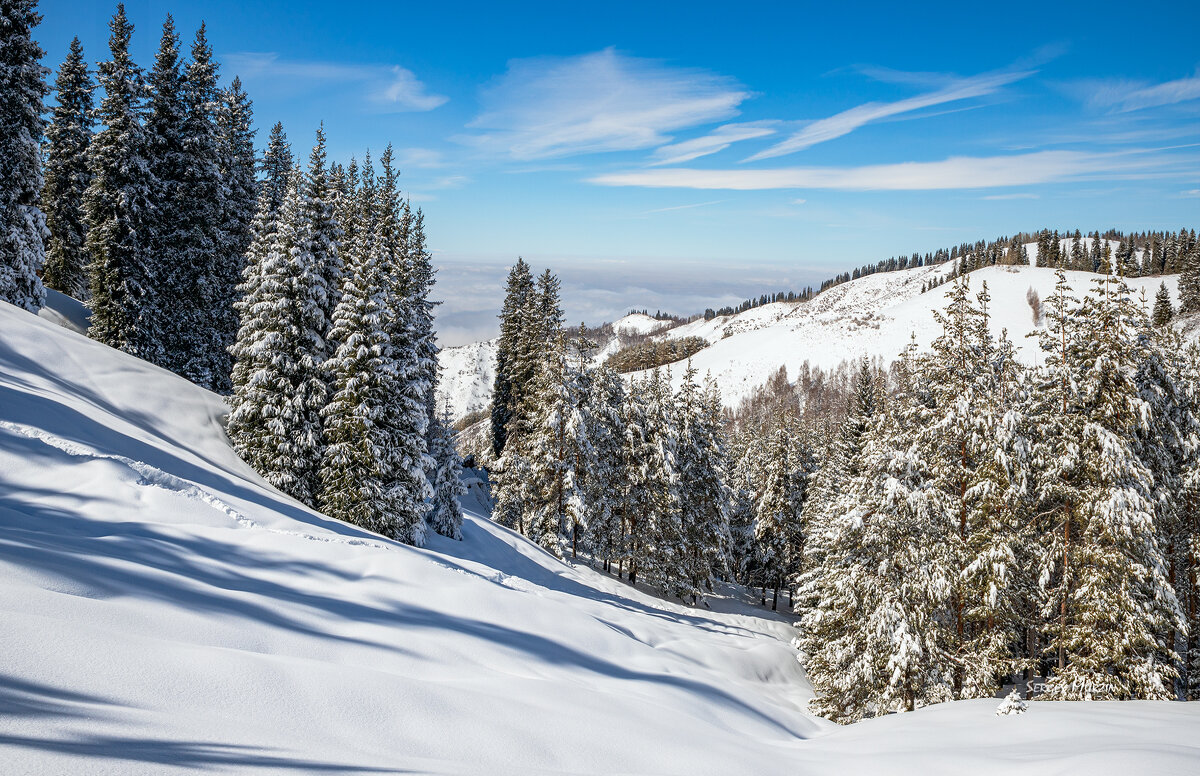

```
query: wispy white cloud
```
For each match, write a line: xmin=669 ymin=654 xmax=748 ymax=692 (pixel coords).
xmin=591 ymin=149 xmax=1187 ymax=191
xmin=224 ymin=52 xmax=447 ymax=112
xmin=649 ymin=122 xmax=778 ymax=165
xmin=744 ymin=69 xmax=1035 ymax=162
xmin=1183 ymin=189 xmax=1200 ymax=197
xmin=640 ymin=200 xmax=726 ymax=215
xmin=1084 ymin=69 xmax=1200 ymax=112
xmin=457 ymin=48 xmax=750 ymax=160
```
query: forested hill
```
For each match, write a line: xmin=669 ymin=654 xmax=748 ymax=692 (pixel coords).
xmin=437 ymin=230 xmax=1199 ymax=423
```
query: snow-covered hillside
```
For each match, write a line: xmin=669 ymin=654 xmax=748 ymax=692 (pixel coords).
xmin=645 ymin=264 xmax=1178 ymax=408
xmin=438 ymin=261 xmax=1183 ymax=418
xmin=438 ymin=337 xmax=498 ymax=420
xmin=3 ymin=301 xmax=1199 ymax=773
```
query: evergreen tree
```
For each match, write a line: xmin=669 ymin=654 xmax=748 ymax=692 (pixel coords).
xmin=427 ymin=409 xmax=466 ymax=540
xmin=754 ymin=422 xmax=794 ymax=610
xmin=639 ymin=370 xmax=683 ymax=593
xmin=1032 ymin=272 xmax=1183 ymax=700
xmin=0 ymin=0 xmax=49 ymax=311
xmin=1153 ymin=282 xmax=1175 ymax=327
xmin=86 ymin=5 xmax=160 ymax=360
xmin=226 ymin=167 xmax=327 ymax=504
xmin=140 ymin=14 xmax=188 ymax=371
xmin=228 ymin=124 xmax=291 ymax=409
xmin=585 ymin=364 xmax=627 ymax=572
xmin=1183 ymin=242 xmax=1200 ymax=315
xmin=171 ymin=23 xmax=225 ymax=386
xmin=375 ymin=148 xmax=430 ymax=546
xmin=319 ymin=164 xmax=400 ymax=533
xmin=490 ymin=258 xmax=535 ymax=457
xmin=805 ymin=344 xmax=955 ymax=723
xmin=674 ymin=367 xmax=731 ymax=602
xmin=41 ymin=37 xmax=94 ymax=299
xmin=211 ymin=76 xmax=256 ymax=392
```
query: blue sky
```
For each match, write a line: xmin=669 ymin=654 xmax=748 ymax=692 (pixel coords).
xmin=39 ymin=0 xmax=1200 ymax=343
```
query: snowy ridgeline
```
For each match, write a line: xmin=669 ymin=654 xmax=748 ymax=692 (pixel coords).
xmin=4 ymin=299 xmax=1200 ymax=773
xmin=437 ymin=262 xmax=1184 ymax=423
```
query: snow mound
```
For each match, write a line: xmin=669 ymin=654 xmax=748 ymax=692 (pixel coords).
xmin=614 ymin=312 xmax=672 ymax=335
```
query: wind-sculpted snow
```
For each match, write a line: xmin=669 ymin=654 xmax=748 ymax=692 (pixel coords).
xmin=2 ymin=300 xmax=1198 ymax=775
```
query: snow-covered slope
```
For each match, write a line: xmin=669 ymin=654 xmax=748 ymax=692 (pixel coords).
xmin=438 ymin=337 xmax=498 ymax=421
xmin=438 ymin=261 xmax=1182 ymax=417
xmin=642 ymin=264 xmax=1178 ymax=408
xmin=5 ymin=300 xmax=1198 ymax=774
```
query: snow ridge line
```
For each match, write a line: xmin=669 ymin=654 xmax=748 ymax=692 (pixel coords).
xmin=0 ymin=420 xmax=393 ymax=551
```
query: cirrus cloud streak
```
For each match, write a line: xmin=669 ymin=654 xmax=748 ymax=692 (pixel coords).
xmin=591 ymin=149 xmax=1190 ymax=191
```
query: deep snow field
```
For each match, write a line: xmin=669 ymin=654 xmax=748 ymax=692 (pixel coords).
xmin=3 ymin=298 xmax=1200 ymax=774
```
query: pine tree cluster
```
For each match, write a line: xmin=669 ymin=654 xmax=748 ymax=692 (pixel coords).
xmin=228 ymin=138 xmax=461 ymax=546
xmin=47 ymin=6 xmax=255 ymax=389
xmin=786 ymin=273 xmax=1200 ymax=722
xmin=489 ymin=265 xmax=734 ymax=601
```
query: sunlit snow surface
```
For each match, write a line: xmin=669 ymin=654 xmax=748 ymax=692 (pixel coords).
xmin=3 ymin=299 xmax=1198 ymax=774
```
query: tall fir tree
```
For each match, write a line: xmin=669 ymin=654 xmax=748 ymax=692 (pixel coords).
xmin=228 ymin=124 xmax=291 ymax=409
xmin=41 ymin=36 xmax=94 ymax=299
xmin=172 ymin=23 xmax=225 ymax=387
xmin=0 ymin=0 xmax=49 ymax=311
xmin=86 ymin=5 xmax=160 ymax=360
xmin=226 ymin=165 xmax=327 ymax=504
xmin=376 ymin=147 xmax=431 ymax=546
xmin=490 ymin=258 xmax=535 ymax=456
xmin=141 ymin=14 xmax=187 ymax=370
xmin=1032 ymin=272 xmax=1183 ymax=700
xmin=428 ymin=408 xmax=466 ymax=540
xmin=211 ymin=75 xmax=256 ymax=392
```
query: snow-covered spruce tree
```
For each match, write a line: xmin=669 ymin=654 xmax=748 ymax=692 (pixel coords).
xmin=917 ymin=277 xmax=1032 ymax=697
xmin=1184 ymin=240 xmax=1200 ymax=316
xmin=304 ymin=124 xmax=342 ymax=358
xmin=0 ymin=0 xmax=48 ymax=311
xmin=727 ymin=431 xmax=764 ymax=589
xmin=86 ymin=5 xmax=160 ymax=360
xmin=140 ymin=14 xmax=188 ymax=372
xmin=795 ymin=357 xmax=878 ymax=622
xmin=640 ymin=369 xmax=684 ymax=594
xmin=957 ymin=288 xmax=1032 ymax=697
xmin=427 ymin=408 xmax=466 ymax=540
xmin=524 ymin=334 xmax=579 ymax=557
xmin=586 ymin=364 xmax=627 ymax=573
xmin=1133 ymin=320 xmax=1199 ymax=695
xmin=172 ymin=24 xmax=225 ymax=387
xmin=319 ymin=165 xmax=401 ymax=534
xmin=41 ymin=36 xmax=94 ymax=300
xmin=404 ymin=199 xmax=442 ymax=470
xmin=754 ymin=420 xmax=796 ymax=610
xmin=211 ymin=76 xmax=256 ymax=392
xmin=1034 ymin=272 xmax=1183 ymax=700
xmin=1181 ymin=342 xmax=1200 ymax=700
xmin=228 ymin=124 xmax=291 ymax=415
xmin=490 ymin=258 xmax=535 ymax=457
xmin=375 ymin=147 xmax=430 ymax=546
xmin=674 ymin=365 xmax=732 ymax=603
xmin=1152 ymin=282 xmax=1174 ymax=327
xmin=226 ymin=166 xmax=327 ymax=504
xmin=804 ymin=343 xmax=956 ymax=724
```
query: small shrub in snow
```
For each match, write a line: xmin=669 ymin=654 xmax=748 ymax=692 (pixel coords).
xmin=995 ymin=690 xmax=1027 ymax=716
